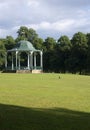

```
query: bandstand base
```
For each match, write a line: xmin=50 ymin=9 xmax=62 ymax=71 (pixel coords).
xmin=2 ymin=69 xmax=43 ymax=73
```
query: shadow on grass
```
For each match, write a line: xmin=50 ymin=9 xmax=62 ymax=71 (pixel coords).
xmin=0 ymin=103 xmax=90 ymax=130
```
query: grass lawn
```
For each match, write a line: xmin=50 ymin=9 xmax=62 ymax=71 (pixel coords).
xmin=0 ymin=73 xmax=90 ymax=130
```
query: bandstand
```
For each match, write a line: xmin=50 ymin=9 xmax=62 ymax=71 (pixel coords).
xmin=5 ymin=40 xmax=43 ymax=73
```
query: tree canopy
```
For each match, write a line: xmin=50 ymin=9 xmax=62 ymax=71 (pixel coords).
xmin=0 ymin=26 xmax=90 ymax=75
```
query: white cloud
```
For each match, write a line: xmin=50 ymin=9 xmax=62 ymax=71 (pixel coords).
xmin=0 ymin=0 xmax=90 ymax=39
xmin=28 ymin=20 xmax=74 ymax=31
xmin=27 ymin=0 xmax=40 ymax=7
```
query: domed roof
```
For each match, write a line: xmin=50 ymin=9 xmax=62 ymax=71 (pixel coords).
xmin=8 ymin=40 xmax=36 ymax=51
xmin=16 ymin=40 xmax=36 ymax=51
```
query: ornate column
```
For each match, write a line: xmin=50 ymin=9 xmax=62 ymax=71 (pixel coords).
xmin=27 ymin=52 xmax=30 ymax=69
xmin=34 ymin=52 xmax=36 ymax=69
xmin=18 ymin=53 xmax=21 ymax=70
xmin=16 ymin=51 xmax=18 ymax=70
xmin=40 ymin=51 xmax=43 ymax=70
xmin=30 ymin=51 xmax=33 ymax=70
xmin=5 ymin=52 xmax=7 ymax=69
xmin=11 ymin=52 xmax=14 ymax=70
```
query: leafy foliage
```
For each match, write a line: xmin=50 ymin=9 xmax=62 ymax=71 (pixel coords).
xmin=0 ymin=40 xmax=6 ymax=68
xmin=0 ymin=26 xmax=90 ymax=74
xmin=71 ymin=32 xmax=88 ymax=74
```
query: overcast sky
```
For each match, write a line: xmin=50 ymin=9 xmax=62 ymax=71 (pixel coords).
xmin=0 ymin=0 xmax=90 ymax=40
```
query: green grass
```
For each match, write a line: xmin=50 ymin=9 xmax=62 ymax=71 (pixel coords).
xmin=0 ymin=73 xmax=90 ymax=130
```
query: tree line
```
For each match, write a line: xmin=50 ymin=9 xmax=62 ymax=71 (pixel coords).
xmin=0 ymin=26 xmax=90 ymax=74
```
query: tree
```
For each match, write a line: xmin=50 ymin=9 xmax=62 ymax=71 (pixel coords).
xmin=16 ymin=26 xmax=38 ymax=43
xmin=0 ymin=40 xmax=6 ymax=69
xmin=43 ymin=37 xmax=56 ymax=51
xmin=86 ymin=33 xmax=90 ymax=73
xmin=58 ymin=35 xmax=71 ymax=50
xmin=5 ymin=36 xmax=15 ymax=50
xmin=71 ymin=32 xmax=88 ymax=74
xmin=28 ymin=28 xmax=38 ymax=44
xmin=87 ymin=46 xmax=90 ymax=73
xmin=16 ymin=26 xmax=43 ymax=49
xmin=16 ymin=26 xmax=29 ymax=41
xmin=33 ymin=38 xmax=44 ymax=50
xmin=86 ymin=33 xmax=90 ymax=46
xmin=43 ymin=37 xmax=57 ymax=71
xmin=56 ymin=35 xmax=72 ymax=73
